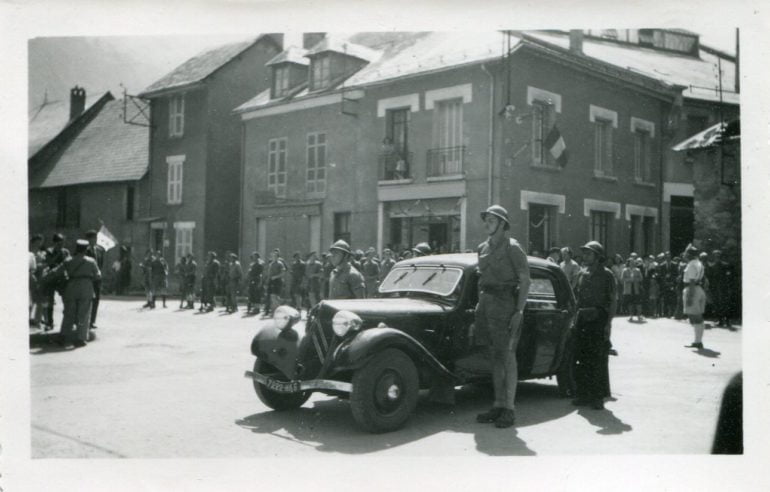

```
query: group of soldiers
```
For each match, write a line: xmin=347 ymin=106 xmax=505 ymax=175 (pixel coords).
xmin=28 ymin=231 xmax=105 ymax=348
xmin=148 ymin=241 xmax=438 ymax=316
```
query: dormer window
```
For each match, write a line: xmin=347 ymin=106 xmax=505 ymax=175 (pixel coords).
xmin=311 ymin=56 xmax=331 ymax=90
xmin=273 ymin=65 xmax=290 ymax=98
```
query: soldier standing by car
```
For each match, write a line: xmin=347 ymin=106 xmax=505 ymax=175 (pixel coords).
xmin=362 ymin=247 xmax=381 ymax=298
xmin=572 ymin=241 xmax=616 ymax=410
xmin=328 ymin=240 xmax=365 ymax=300
xmin=474 ymin=205 xmax=530 ymax=429
xmin=264 ymin=249 xmax=286 ymax=316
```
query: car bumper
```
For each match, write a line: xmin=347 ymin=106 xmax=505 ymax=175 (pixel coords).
xmin=244 ymin=370 xmax=353 ymax=394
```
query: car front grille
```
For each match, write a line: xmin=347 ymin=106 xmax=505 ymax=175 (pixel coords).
xmin=299 ymin=313 xmax=332 ymax=379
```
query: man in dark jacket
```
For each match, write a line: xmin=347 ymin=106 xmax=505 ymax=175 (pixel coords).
xmin=572 ymin=241 xmax=617 ymax=410
xmin=246 ymin=252 xmax=264 ymax=314
xmin=60 ymin=239 xmax=101 ymax=347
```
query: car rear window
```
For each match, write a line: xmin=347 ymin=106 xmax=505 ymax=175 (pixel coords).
xmin=379 ymin=266 xmax=463 ymax=297
xmin=529 ymin=277 xmax=556 ymax=297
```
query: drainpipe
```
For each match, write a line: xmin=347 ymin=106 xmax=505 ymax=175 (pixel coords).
xmin=238 ymin=119 xmax=246 ymax=259
xmin=481 ymin=63 xmax=495 ymax=206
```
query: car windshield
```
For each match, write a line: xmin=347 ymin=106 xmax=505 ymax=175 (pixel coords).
xmin=379 ymin=265 xmax=463 ymax=297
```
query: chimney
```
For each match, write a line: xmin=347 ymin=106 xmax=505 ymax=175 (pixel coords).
xmin=69 ymin=86 xmax=86 ymax=121
xmin=569 ymin=30 xmax=584 ymax=55
xmin=303 ymin=32 xmax=326 ymax=49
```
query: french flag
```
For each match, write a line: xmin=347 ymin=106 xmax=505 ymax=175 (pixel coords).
xmin=545 ymin=124 xmax=568 ymax=167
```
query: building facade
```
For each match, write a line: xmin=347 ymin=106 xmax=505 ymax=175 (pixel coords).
xmin=237 ymin=32 xmax=684 ymax=259
xmin=139 ymin=35 xmax=282 ymax=275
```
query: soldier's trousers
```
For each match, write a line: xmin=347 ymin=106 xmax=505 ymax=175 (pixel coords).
xmin=90 ymin=279 xmax=101 ymax=325
xmin=475 ymin=292 xmax=522 ymax=410
xmin=61 ymin=296 xmax=92 ymax=343
xmin=574 ymin=318 xmax=610 ymax=402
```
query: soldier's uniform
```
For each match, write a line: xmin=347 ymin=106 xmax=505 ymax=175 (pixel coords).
xmin=304 ymin=256 xmax=323 ymax=307
xmin=61 ymin=240 xmax=101 ymax=346
xmin=151 ymin=255 xmax=169 ymax=307
xmin=362 ymin=250 xmax=381 ymax=298
xmin=84 ymin=234 xmax=105 ymax=327
xmin=43 ymin=241 xmax=70 ymax=328
xmin=227 ymin=256 xmax=243 ymax=312
xmin=247 ymin=255 xmax=264 ymax=313
xmin=328 ymin=240 xmax=365 ymax=300
xmin=290 ymin=256 xmax=307 ymax=308
xmin=573 ymin=241 xmax=616 ymax=408
xmin=201 ymin=255 xmax=220 ymax=311
xmin=378 ymin=251 xmax=396 ymax=282
xmin=474 ymin=205 xmax=530 ymax=428
xmin=264 ymin=255 xmax=287 ymax=315
xmin=184 ymin=256 xmax=197 ymax=309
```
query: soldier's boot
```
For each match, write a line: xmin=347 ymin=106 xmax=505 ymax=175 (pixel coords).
xmin=494 ymin=408 xmax=516 ymax=428
xmin=162 ymin=295 xmax=167 ymax=308
xmin=476 ymin=407 xmax=504 ymax=423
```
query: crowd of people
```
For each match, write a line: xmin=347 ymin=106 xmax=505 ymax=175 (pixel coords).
xmin=28 ymin=231 xmax=105 ymax=348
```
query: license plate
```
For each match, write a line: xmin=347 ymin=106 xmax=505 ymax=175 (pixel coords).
xmin=263 ymin=376 xmax=301 ymax=393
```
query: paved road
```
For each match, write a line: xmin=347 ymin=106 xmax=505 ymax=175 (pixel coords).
xmin=30 ymin=298 xmax=741 ymax=457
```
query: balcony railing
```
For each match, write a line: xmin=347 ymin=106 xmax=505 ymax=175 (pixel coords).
xmin=427 ymin=146 xmax=465 ymax=178
xmin=378 ymin=150 xmax=413 ymax=181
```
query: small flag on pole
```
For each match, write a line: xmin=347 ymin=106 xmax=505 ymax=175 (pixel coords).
xmin=97 ymin=225 xmax=118 ymax=251
xmin=545 ymin=124 xmax=568 ymax=167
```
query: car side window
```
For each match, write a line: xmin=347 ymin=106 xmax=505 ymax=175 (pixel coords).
xmin=527 ymin=269 xmax=558 ymax=311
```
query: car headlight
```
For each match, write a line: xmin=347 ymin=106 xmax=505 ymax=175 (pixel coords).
xmin=332 ymin=310 xmax=362 ymax=337
xmin=273 ymin=305 xmax=300 ymax=330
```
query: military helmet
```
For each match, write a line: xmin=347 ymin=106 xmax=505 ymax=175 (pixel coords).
xmin=412 ymin=242 xmax=432 ymax=256
xmin=329 ymin=239 xmax=352 ymax=255
xmin=480 ymin=205 xmax=510 ymax=225
xmin=580 ymin=240 xmax=606 ymax=259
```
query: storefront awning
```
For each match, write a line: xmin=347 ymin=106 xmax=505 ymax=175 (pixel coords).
xmin=672 ymin=120 xmax=740 ymax=151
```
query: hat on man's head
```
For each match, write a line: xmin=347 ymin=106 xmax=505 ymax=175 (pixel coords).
xmin=684 ymin=243 xmax=699 ymax=257
xmin=580 ymin=241 xmax=606 ymax=259
xmin=329 ymin=239 xmax=352 ymax=255
xmin=480 ymin=205 xmax=510 ymax=226
xmin=85 ymin=229 xmax=98 ymax=238
xmin=548 ymin=247 xmax=561 ymax=255
xmin=52 ymin=233 xmax=64 ymax=243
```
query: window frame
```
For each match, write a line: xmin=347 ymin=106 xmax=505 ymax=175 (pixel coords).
xmin=173 ymin=222 xmax=195 ymax=266
xmin=168 ymin=94 xmax=185 ymax=138
xmin=273 ymin=65 xmax=290 ymax=98
xmin=126 ymin=184 xmax=135 ymax=221
xmin=334 ymin=211 xmax=351 ymax=244
xmin=311 ymin=55 xmax=331 ymax=90
xmin=267 ymin=137 xmax=288 ymax=198
xmin=527 ymin=203 xmax=558 ymax=255
xmin=633 ymin=128 xmax=652 ymax=183
xmin=166 ymin=155 xmax=185 ymax=205
xmin=306 ymin=132 xmax=327 ymax=194
xmin=531 ymin=100 xmax=556 ymax=167
xmin=593 ymin=117 xmax=614 ymax=176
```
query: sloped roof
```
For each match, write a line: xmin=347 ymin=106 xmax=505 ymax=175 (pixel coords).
xmin=672 ymin=119 xmax=740 ymax=151
xmin=140 ymin=36 xmax=270 ymax=97
xmin=28 ymin=93 xmax=102 ymax=157
xmin=266 ymin=46 xmax=309 ymax=66
xmin=30 ymin=99 xmax=148 ymax=188
xmin=525 ymin=31 xmax=738 ymax=104
xmin=305 ymin=35 xmax=380 ymax=62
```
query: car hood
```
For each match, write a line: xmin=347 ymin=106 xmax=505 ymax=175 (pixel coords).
xmin=319 ymin=297 xmax=452 ymax=319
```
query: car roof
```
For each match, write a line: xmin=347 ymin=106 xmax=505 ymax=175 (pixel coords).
xmin=394 ymin=252 xmax=560 ymax=272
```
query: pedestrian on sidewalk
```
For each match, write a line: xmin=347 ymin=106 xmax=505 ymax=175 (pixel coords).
xmin=573 ymin=241 xmax=616 ymax=410
xmin=246 ymin=252 xmax=264 ymax=314
xmin=176 ymin=256 xmax=188 ymax=309
xmin=621 ymin=257 xmax=644 ymax=322
xmin=60 ymin=239 xmax=101 ymax=348
xmin=200 ymin=252 xmax=220 ymax=312
xmin=474 ymin=205 xmax=530 ymax=429
xmin=683 ymin=245 xmax=708 ymax=349
xmin=140 ymin=250 xmax=153 ymax=308
xmin=151 ymin=250 xmax=169 ymax=308
xmin=184 ymin=253 xmax=197 ymax=309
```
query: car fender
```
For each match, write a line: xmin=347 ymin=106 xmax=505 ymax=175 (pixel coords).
xmin=333 ymin=326 xmax=456 ymax=383
xmin=250 ymin=324 xmax=302 ymax=379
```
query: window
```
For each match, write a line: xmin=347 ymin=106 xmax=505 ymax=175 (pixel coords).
xmin=532 ymin=100 xmax=556 ymax=166
xmin=593 ymin=118 xmax=614 ymax=176
xmin=634 ymin=128 xmax=652 ymax=182
xmin=629 ymin=214 xmax=642 ymax=254
xmin=306 ymin=132 xmax=327 ymax=194
xmin=643 ymin=216 xmax=655 ymax=255
xmin=273 ymin=65 xmax=290 ymax=98
xmin=311 ymin=56 xmax=331 ymax=90
xmin=267 ymin=138 xmax=287 ymax=198
xmin=166 ymin=155 xmax=184 ymax=204
xmin=387 ymin=108 xmax=410 ymax=155
xmin=334 ymin=212 xmax=351 ymax=244
xmin=168 ymin=94 xmax=185 ymax=137
xmin=429 ymin=98 xmax=464 ymax=176
xmin=528 ymin=204 xmax=557 ymax=256
xmin=126 ymin=185 xmax=135 ymax=221
xmin=590 ymin=211 xmax=612 ymax=249
xmin=174 ymin=222 xmax=194 ymax=265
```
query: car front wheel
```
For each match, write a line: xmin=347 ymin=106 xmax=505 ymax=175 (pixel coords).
xmin=350 ymin=348 xmax=419 ymax=433
xmin=253 ymin=359 xmax=310 ymax=411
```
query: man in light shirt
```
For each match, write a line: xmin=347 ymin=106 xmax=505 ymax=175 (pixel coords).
xmin=682 ymin=245 xmax=707 ymax=349
xmin=560 ymin=246 xmax=580 ymax=291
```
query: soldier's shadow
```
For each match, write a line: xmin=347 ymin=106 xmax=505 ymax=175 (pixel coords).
xmin=575 ymin=407 xmax=633 ymax=435
xmin=235 ymin=382 xmax=571 ymax=455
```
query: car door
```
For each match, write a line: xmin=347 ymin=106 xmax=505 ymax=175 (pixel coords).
xmin=518 ymin=267 xmax=568 ymax=377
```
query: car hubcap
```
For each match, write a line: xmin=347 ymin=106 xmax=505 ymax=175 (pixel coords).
xmin=374 ymin=370 xmax=404 ymax=415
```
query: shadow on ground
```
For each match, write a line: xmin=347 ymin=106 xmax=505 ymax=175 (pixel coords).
xmin=576 ymin=407 xmax=633 ymax=435
xmin=234 ymin=382 xmax=609 ymax=455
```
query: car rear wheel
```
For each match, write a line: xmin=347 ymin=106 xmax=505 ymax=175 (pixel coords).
xmin=253 ymin=359 xmax=310 ymax=410
xmin=350 ymin=348 xmax=419 ymax=433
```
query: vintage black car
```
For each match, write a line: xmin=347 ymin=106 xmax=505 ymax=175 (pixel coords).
xmin=245 ymin=253 xmax=577 ymax=433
